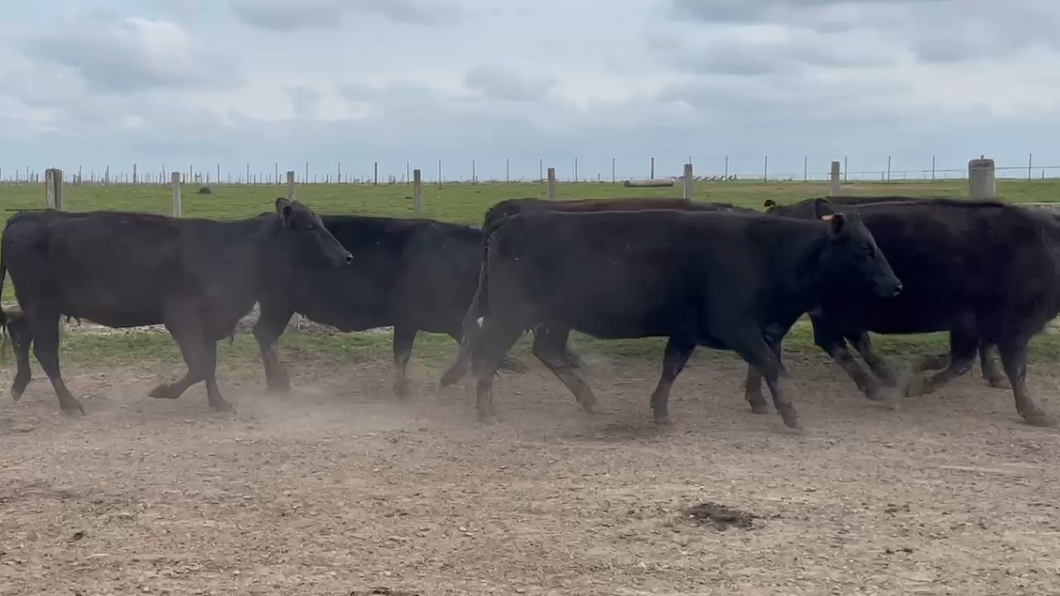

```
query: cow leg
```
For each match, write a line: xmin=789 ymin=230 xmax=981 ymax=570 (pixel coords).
xmin=649 ymin=338 xmax=695 ymax=425
xmin=904 ymin=331 xmax=977 ymax=397
xmin=149 ymin=319 xmax=225 ymax=409
xmin=732 ymin=335 xmax=798 ymax=429
xmin=743 ymin=367 xmax=770 ymax=414
xmin=252 ymin=303 xmax=293 ymax=392
xmin=849 ymin=332 xmax=899 ymax=388
xmin=202 ymin=339 xmax=233 ymax=412
xmin=7 ymin=316 xmax=34 ymax=402
xmin=473 ymin=317 xmax=529 ymax=424
xmin=813 ymin=324 xmax=885 ymax=400
xmin=552 ymin=327 xmax=588 ymax=370
xmin=531 ymin=326 xmax=599 ymax=414
xmin=392 ymin=324 xmax=417 ymax=398
xmin=28 ymin=311 xmax=83 ymax=414
xmin=979 ymin=342 xmax=1010 ymax=389
xmin=743 ymin=336 xmax=785 ymax=415
xmin=997 ymin=342 xmax=1052 ymax=427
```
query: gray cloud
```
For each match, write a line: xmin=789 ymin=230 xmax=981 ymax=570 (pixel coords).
xmin=287 ymin=86 xmax=321 ymax=117
xmin=464 ymin=67 xmax=555 ymax=101
xmin=21 ymin=11 xmax=237 ymax=94
xmin=669 ymin=0 xmax=1060 ymax=63
xmin=229 ymin=0 xmax=461 ymax=31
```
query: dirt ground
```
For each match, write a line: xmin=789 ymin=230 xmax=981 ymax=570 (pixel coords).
xmin=3 ymin=350 xmax=1060 ymax=596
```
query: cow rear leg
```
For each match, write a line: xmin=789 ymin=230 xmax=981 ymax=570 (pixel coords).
xmin=997 ymin=342 xmax=1052 ymax=426
xmin=733 ymin=336 xmax=798 ymax=429
xmin=202 ymin=340 xmax=231 ymax=412
xmin=904 ymin=331 xmax=977 ymax=397
xmin=29 ymin=312 xmax=83 ymax=414
xmin=815 ymin=327 xmax=885 ymax=401
xmin=473 ymin=317 xmax=529 ymax=424
xmin=743 ymin=336 xmax=786 ymax=414
xmin=850 ymin=332 xmax=898 ymax=388
xmin=150 ymin=320 xmax=232 ymax=411
xmin=550 ymin=327 xmax=588 ymax=370
xmin=392 ymin=325 xmax=417 ymax=398
xmin=7 ymin=315 xmax=34 ymax=402
xmin=531 ymin=326 xmax=600 ymax=415
xmin=649 ymin=338 xmax=695 ymax=425
xmin=979 ymin=342 xmax=1010 ymax=389
xmin=252 ymin=304 xmax=293 ymax=393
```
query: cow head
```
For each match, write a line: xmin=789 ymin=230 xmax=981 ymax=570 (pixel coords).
xmin=274 ymin=198 xmax=352 ymax=268
xmin=814 ymin=199 xmax=902 ymax=298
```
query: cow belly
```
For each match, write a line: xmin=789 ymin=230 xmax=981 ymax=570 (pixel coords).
xmin=64 ymin=304 xmax=163 ymax=328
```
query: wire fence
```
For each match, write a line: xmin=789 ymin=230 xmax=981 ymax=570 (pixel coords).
xmin=1 ymin=156 xmax=1058 ymax=187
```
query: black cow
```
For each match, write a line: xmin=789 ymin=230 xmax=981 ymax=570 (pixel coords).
xmin=754 ymin=197 xmax=1060 ymax=426
xmin=437 ymin=197 xmax=756 ymax=387
xmin=483 ymin=197 xmax=756 ymax=229
xmin=458 ymin=202 xmax=902 ymax=428
xmin=253 ymin=215 xmax=525 ymax=397
xmin=0 ymin=199 xmax=351 ymax=413
xmin=765 ymin=195 xmax=1006 ymax=392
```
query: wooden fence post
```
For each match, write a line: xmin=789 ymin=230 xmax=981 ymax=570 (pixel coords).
xmin=547 ymin=167 xmax=557 ymax=199
xmin=413 ymin=169 xmax=422 ymax=213
xmin=829 ymin=161 xmax=841 ymax=196
xmin=683 ymin=163 xmax=694 ymax=200
xmin=45 ymin=168 xmax=64 ymax=209
xmin=286 ymin=170 xmax=296 ymax=200
xmin=374 ymin=162 xmax=378 ymax=186
xmin=171 ymin=172 xmax=182 ymax=217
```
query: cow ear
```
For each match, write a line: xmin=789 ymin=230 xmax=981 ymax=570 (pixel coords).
xmin=275 ymin=197 xmax=294 ymax=228
xmin=813 ymin=197 xmax=835 ymax=220
xmin=828 ymin=212 xmax=848 ymax=237
xmin=763 ymin=199 xmax=777 ymax=211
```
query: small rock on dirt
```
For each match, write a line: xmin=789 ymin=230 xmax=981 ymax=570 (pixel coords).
xmin=685 ymin=502 xmax=758 ymax=531
xmin=348 ymin=589 xmax=420 ymax=596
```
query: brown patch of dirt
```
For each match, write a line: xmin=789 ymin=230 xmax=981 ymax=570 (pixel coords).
xmin=685 ymin=502 xmax=758 ymax=531
xmin=3 ymin=350 xmax=1060 ymax=595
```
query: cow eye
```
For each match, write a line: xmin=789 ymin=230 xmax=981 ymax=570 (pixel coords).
xmin=860 ymin=244 xmax=875 ymax=257
xmin=305 ymin=222 xmax=316 ymax=231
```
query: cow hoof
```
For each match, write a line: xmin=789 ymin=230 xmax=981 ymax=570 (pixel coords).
xmin=438 ymin=370 xmax=463 ymax=388
xmin=902 ymin=378 xmax=927 ymax=398
xmin=210 ymin=400 xmax=236 ymax=413
xmin=266 ymin=380 xmax=291 ymax=394
xmin=653 ymin=411 xmax=672 ymax=425
xmin=986 ymin=378 xmax=1012 ymax=390
xmin=1022 ymin=411 xmax=1056 ymax=428
xmin=60 ymin=399 xmax=85 ymax=415
xmin=778 ymin=407 xmax=800 ymax=430
xmin=748 ymin=401 xmax=771 ymax=415
xmin=148 ymin=384 xmax=180 ymax=399
xmin=10 ymin=387 xmax=23 ymax=402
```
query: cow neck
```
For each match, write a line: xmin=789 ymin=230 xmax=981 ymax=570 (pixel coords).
xmin=766 ymin=222 xmax=830 ymax=317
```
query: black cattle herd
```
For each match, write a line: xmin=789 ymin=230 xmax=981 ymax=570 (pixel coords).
xmin=1 ymin=194 xmax=1058 ymax=430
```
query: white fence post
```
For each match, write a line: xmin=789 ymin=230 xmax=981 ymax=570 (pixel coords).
xmin=286 ymin=170 xmax=296 ymax=201
xmin=683 ymin=163 xmax=694 ymax=200
xmin=829 ymin=161 xmax=841 ymax=196
xmin=171 ymin=172 xmax=182 ymax=217
xmin=547 ymin=167 xmax=557 ymax=200
xmin=969 ymin=156 xmax=996 ymax=199
xmin=45 ymin=168 xmax=64 ymax=209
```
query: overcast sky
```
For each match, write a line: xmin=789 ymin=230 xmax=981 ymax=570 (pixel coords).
xmin=1 ymin=0 xmax=1058 ymax=182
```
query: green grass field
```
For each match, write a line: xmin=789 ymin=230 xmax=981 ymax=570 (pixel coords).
xmin=2 ymin=178 xmax=1059 ymax=368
